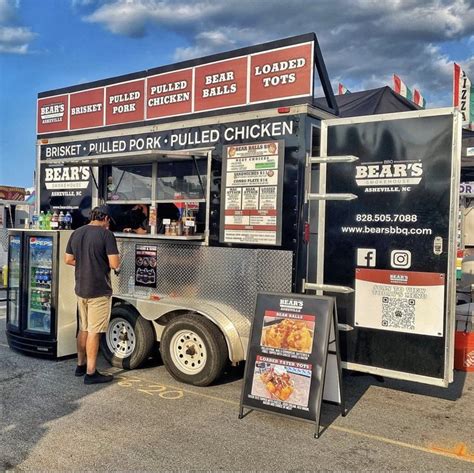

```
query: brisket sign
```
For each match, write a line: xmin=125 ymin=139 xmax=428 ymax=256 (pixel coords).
xmin=37 ymin=39 xmax=314 ymax=134
xmin=70 ymin=88 xmax=104 ymax=130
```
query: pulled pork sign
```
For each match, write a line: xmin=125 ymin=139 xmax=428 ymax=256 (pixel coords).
xmin=37 ymin=35 xmax=315 ymax=134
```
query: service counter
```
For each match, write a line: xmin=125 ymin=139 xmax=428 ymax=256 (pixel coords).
xmin=113 ymin=232 xmax=205 ymax=241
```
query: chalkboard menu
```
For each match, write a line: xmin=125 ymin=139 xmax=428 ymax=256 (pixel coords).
xmin=135 ymin=245 xmax=158 ymax=288
xmin=239 ymin=292 xmax=343 ymax=437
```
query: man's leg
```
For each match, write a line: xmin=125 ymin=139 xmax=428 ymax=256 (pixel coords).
xmin=77 ymin=330 xmax=88 ymax=365
xmin=86 ymin=332 xmax=100 ymax=375
xmin=75 ymin=297 xmax=88 ymax=376
xmin=84 ymin=296 xmax=113 ymax=384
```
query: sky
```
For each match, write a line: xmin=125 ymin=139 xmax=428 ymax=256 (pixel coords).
xmin=0 ymin=0 xmax=473 ymax=188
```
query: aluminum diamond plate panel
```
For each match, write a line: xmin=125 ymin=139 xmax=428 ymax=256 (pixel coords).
xmin=113 ymin=240 xmax=293 ymax=333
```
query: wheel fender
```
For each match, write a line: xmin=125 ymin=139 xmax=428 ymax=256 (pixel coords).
xmin=115 ymin=296 xmax=246 ymax=363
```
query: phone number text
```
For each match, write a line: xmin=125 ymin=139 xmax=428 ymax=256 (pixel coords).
xmin=355 ymin=214 xmax=418 ymax=223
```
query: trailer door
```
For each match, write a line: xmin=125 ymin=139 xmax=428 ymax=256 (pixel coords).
xmin=309 ymin=108 xmax=461 ymax=387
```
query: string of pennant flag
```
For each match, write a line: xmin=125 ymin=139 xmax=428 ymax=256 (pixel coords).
xmin=337 ymin=65 xmax=474 ymax=130
xmin=392 ymin=75 xmax=426 ymax=108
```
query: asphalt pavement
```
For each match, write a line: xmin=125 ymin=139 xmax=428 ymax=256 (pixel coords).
xmin=1 ymin=304 xmax=474 ymax=471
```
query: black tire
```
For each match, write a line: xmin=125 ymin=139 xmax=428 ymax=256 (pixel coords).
xmin=160 ymin=313 xmax=228 ymax=386
xmin=100 ymin=305 xmax=155 ymax=369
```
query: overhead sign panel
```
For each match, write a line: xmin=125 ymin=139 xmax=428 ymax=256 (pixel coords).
xmin=105 ymin=79 xmax=145 ymax=126
xmin=37 ymin=95 xmax=69 ymax=134
xmin=37 ymin=36 xmax=317 ymax=135
xmin=194 ymin=57 xmax=248 ymax=112
xmin=70 ymin=88 xmax=104 ymax=130
xmin=250 ymin=43 xmax=313 ymax=103
xmin=147 ymin=69 xmax=193 ymax=119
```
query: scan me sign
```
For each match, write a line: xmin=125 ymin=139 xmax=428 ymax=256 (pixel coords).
xmin=320 ymin=110 xmax=459 ymax=383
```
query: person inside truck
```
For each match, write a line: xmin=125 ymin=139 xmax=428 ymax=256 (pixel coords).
xmin=123 ymin=204 xmax=150 ymax=234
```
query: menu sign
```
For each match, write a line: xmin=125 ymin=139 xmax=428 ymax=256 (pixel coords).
xmin=106 ymin=80 xmax=145 ymax=126
xmin=135 ymin=245 xmax=158 ymax=288
xmin=239 ymin=293 xmax=342 ymax=436
xmin=220 ymin=140 xmax=284 ymax=246
xmin=70 ymin=88 xmax=104 ymax=130
xmin=194 ymin=57 xmax=247 ymax=112
xmin=37 ymin=38 xmax=315 ymax=134
xmin=147 ymin=69 xmax=193 ymax=119
xmin=250 ymin=43 xmax=313 ymax=103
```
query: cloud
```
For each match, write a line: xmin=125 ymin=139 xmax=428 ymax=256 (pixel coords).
xmin=0 ymin=25 xmax=35 ymax=53
xmin=77 ymin=0 xmax=474 ymax=105
xmin=0 ymin=0 xmax=36 ymax=54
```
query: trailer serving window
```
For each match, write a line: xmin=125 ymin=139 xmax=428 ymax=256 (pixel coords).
xmin=106 ymin=164 xmax=152 ymax=202
xmin=97 ymin=150 xmax=211 ymax=241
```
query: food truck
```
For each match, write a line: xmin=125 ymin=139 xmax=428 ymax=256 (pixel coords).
xmin=6 ymin=33 xmax=461 ymax=388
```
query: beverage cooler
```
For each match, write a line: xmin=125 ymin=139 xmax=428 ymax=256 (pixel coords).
xmin=6 ymin=229 xmax=77 ymax=358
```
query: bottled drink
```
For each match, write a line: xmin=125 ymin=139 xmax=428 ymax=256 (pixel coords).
xmin=65 ymin=211 xmax=72 ymax=230
xmin=39 ymin=211 xmax=45 ymax=230
xmin=38 ymin=269 xmax=44 ymax=286
xmin=44 ymin=211 xmax=52 ymax=230
xmin=32 ymin=213 xmax=39 ymax=229
xmin=58 ymin=211 xmax=65 ymax=230
xmin=51 ymin=211 xmax=59 ymax=230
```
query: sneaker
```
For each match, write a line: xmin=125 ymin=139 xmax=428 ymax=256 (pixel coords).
xmin=75 ymin=364 xmax=87 ymax=377
xmin=84 ymin=371 xmax=114 ymax=385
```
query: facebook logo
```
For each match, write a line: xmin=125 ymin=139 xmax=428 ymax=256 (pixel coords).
xmin=357 ymin=248 xmax=376 ymax=267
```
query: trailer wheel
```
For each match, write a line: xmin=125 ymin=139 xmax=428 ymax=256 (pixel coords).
xmin=101 ymin=305 xmax=155 ymax=369
xmin=160 ymin=313 xmax=227 ymax=386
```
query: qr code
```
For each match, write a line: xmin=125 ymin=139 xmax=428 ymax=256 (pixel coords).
xmin=381 ymin=297 xmax=415 ymax=330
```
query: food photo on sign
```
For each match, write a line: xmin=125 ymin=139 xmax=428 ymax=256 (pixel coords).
xmin=250 ymin=356 xmax=312 ymax=409
xmin=260 ymin=314 xmax=315 ymax=354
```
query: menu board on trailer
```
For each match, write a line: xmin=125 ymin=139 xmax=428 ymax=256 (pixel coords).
xmin=220 ymin=140 xmax=284 ymax=246
xmin=239 ymin=293 xmax=343 ymax=438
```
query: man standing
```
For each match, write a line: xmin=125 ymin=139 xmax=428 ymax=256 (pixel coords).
xmin=65 ymin=205 xmax=120 ymax=384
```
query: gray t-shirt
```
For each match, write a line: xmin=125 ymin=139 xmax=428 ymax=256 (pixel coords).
xmin=66 ymin=225 xmax=119 ymax=298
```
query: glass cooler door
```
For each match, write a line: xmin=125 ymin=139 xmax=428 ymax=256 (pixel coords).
xmin=6 ymin=235 xmax=22 ymax=330
xmin=26 ymin=235 xmax=53 ymax=334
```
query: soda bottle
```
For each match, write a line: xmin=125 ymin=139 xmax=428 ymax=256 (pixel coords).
xmin=51 ymin=211 xmax=59 ymax=230
xmin=45 ymin=211 xmax=52 ymax=230
xmin=65 ymin=211 xmax=72 ymax=230
xmin=39 ymin=211 xmax=45 ymax=230
xmin=58 ymin=211 xmax=65 ymax=230
xmin=32 ymin=213 xmax=39 ymax=229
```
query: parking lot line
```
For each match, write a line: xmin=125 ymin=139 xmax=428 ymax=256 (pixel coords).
xmin=112 ymin=371 xmax=474 ymax=465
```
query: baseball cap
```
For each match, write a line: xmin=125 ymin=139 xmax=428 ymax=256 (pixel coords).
xmin=93 ymin=204 xmax=116 ymax=224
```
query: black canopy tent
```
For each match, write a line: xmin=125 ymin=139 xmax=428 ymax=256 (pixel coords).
xmin=314 ymin=86 xmax=419 ymax=117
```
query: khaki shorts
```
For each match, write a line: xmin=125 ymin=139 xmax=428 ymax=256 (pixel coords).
xmin=77 ymin=296 xmax=112 ymax=333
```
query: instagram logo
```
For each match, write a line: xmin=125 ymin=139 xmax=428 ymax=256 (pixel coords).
xmin=390 ymin=250 xmax=411 ymax=269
